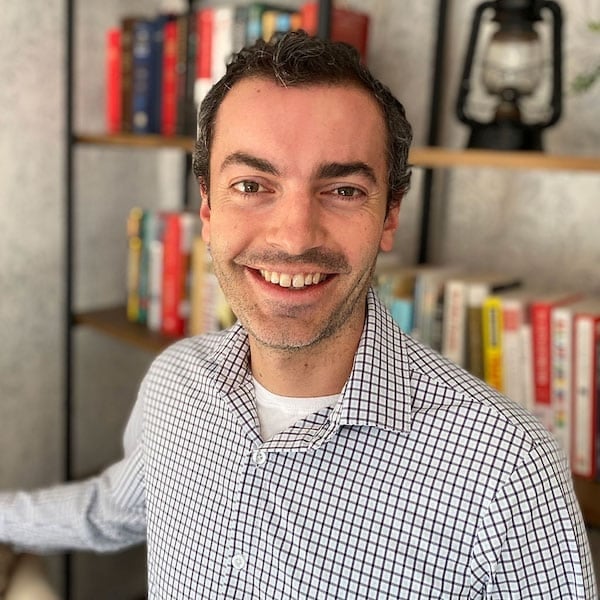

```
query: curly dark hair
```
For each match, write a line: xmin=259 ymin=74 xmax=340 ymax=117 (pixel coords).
xmin=193 ymin=30 xmax=412 ymax=213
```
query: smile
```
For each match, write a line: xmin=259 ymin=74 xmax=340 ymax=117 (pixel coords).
xmin=259 ymin=269 xmax=327 ymax=289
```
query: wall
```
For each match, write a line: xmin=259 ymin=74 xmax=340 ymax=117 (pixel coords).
xmin=0 ymin=0 xmax=598 ymax=597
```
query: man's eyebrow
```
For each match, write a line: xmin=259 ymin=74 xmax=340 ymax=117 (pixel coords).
xmin=316 ymin=162 xmax=378 ymax=185
xmin=220 ymin=152 xmax=280 ymax=175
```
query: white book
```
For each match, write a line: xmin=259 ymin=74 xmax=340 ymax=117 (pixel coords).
xmin=571 ymin=302 xmax=600 ymax=478
xmin=550 ymin=298 xmax=600 ymax=458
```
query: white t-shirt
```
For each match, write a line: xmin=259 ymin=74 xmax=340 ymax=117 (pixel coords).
xmin=253 ymin=378 xmax=340 ymax=441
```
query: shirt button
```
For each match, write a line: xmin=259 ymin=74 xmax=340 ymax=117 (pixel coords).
xmin=231 ymin=554 xmax=246 ymax=570
xmin=253 ymin=448 xmax=267 ymax=465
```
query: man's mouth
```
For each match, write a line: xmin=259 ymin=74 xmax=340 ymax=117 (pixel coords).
xmin=258 ymin=269 xmax=328 ymax=289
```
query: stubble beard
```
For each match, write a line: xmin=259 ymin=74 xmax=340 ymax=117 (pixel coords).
xmin=212 ymin=249 xmax=378 ymax=353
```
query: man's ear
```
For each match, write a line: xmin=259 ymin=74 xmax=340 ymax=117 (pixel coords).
xmin=380 ymin=201 xmax=400 ymax=252
xmin=199 ymin=178 xmax=211 ymax=244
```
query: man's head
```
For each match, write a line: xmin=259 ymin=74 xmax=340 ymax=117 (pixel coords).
xmin=193 ymin=31 xmax=412 ymax=214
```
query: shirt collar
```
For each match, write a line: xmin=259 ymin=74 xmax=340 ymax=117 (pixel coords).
xmin=204 ymin=288 xmax=412 ymax=435
xmin=337 ymin=288 xmax=412 ymax=433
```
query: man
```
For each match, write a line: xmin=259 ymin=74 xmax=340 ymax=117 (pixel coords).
xmin=0 ymin=32 xmax=596 ymax=598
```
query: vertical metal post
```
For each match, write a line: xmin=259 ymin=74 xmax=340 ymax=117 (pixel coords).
xmin=418 ymin=0 xmax=449 ymax=263
xmin=64 ymin=0 xmax=75 ymax=596
xmin=317 ymin=0 xmax=332 ymax=39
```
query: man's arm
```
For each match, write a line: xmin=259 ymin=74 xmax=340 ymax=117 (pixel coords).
xmin=471 ymin=436 xmax=597 ymax=599
xmin=0 ymin=386 xmax=146 ymax=554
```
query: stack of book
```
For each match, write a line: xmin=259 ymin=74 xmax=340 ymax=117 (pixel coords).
xmin=106 ymin=2 xmax=370 ymax=135
xmin=373 ymin=261 xmax=600 ymax=480
xmin=126 ymin=208 xmax=235 ymax=338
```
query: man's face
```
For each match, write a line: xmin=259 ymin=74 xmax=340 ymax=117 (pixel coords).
xmin=200 ymin=77 xmax=399 ymax=352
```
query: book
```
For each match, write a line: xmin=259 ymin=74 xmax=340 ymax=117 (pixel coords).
xmin=194 ymin=7 xmax=214 ymax=108
xmin=147 ymin=237 xmax=164 ymax=332
xmin=211 ymin=7 xmax=236 ymax=86
xmin=189 ymin=237 xmax=235 ymax=335
xmin=530 ymin=291 xmax=583 ymax=431
xmin=160 ymin=16 xmax=179 ymax=136
xmin=126 ymin=207 xmax=144 ymax=322
xmin=105 ymin=27 xmax=122 ymax=134
xmin=120 ymin=16 xmax=139 ymax=132
xmin=441 ymin=272 xmax=521 ymax=368
xmin=571 ymin=303 xmax=600 ymax=478
xmin=177 ymin=11 xmax=198 ymax=136
xmin=131 ymin=19 xmax=154 ymax=133
xmin=481 ymin=295 xmax=504 ymax=392
xmin=499 ymin=288 xmax=538 ymax=411
xmin=300 ymin=2 xmax=370 ymax=62
xmin=552 ymin=297 xmax=600 ymax=458
xmin=161 ymin=212 xmax=198 ymax=336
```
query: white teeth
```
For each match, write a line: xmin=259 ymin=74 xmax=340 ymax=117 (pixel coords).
xmin=259 ymin=270 xmax=325 ymax=289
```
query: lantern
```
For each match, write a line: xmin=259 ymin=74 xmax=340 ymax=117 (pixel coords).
xmin=456 ymin=0 xmax=563 ymax=151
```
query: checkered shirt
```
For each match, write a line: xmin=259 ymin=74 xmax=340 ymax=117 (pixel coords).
xmin=0 ymin=289 xmax=596 ymax=598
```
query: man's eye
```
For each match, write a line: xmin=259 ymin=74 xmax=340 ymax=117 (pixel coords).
xmin=233 ymin=180 xmax=262 ymax=193
xmin=334 ymin=186 xmax=363 ymax=197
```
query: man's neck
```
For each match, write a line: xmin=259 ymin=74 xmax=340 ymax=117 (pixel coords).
xmin=249 ymin=324 xmax=363 ymax=398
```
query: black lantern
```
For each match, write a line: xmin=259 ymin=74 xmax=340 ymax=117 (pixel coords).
xmin=456 ymin=0 xmax=563 ymax=151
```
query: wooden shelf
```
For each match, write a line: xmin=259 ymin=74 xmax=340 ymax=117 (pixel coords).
xmin=74 ymin=133 xmax=600 ymax=172
xmin=74 ymin=133 xmax=194 ymax=152
xmin=74 ymin=306 xmax=178 ymax=353
xmin=409 ymin=147 xmax=600 ymax=172
xmin=573 ymin=477 xmax=600 ymax=528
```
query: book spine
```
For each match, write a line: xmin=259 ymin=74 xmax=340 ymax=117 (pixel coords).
xmin=181 ymin=11 xmax=198 ymax=136
xmin=147 ymin=238 xmax=163 ymax=332
xmin=211 ymin=7 xmax=235 ymax=85
xmin=120 ymin=17 xmax=137 ymax=132
xmin=482 ymin=295 xmax=504 ymax=392
xmin=441 ymin=280 xmax=467 ymax=366
xmin=126 ymin=208 xmax=143 ymax=322
xmin=131 ymin=19 xmax=153 ymax=133
xmin=161 ymin=17 xmax=179 ymax=136
xmin=531 ymin=302 xmax=554 ymax=430
xmin=572 ymin=315 xmax=599 ymax=478
xmin=550 ymin=306 xmax=574 ymax=457
xmin=147 ymin=16 xmax=166 ymax=134
xmin=194 ymin=8 xmax=213 ymax=108
xmin=161 ymin=213 xmax=184 ymax=336
xmin=501 ymin=300 xmax=525 ymax=408
xmin=106 ymin=27 xmax=122 ymax=134
xmin=172 ymin=13 xmax=188 ymax=136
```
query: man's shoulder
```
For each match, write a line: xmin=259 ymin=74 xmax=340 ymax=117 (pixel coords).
xmin=403 ymin=334 xmax=553 ymax=449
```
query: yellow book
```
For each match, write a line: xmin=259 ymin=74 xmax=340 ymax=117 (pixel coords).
xmin=481 ymin=295 xmax=504 ymax=392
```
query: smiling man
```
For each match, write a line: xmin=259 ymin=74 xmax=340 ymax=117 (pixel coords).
xmin=0 ymin=32 xmax=596 ymax=599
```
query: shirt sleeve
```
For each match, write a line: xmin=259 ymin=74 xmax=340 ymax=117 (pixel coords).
xmin=470 ymin=435 xmax=598 ymax=599
xmin=0 ymin=385 xmax=147 ymax=554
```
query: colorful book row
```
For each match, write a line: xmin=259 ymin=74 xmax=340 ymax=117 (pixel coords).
xmin=106 ymin=2 xmax=370 ymax=136
xmin=373 ymin=262 xmax=600 ymax=480
xmin=126 ymin=208 xmax=235 ymax=339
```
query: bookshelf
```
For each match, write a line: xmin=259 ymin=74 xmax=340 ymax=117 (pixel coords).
xmin=72 ymin=132 xmax=600 ymax=528
xmin=66 ymin=10 xmax=600 ymax=598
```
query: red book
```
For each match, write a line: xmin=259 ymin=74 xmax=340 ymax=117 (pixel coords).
xmin=300 ymin=2 xmax=370 ymax=62
xmin=571 ymin=304 xmax=600 ymax=478
xmin=106 ymin=27 xmax=122 ymax=133
xmin=194 ymin=7 xmax=214 ymax=107
xmin=161 ymin=17 xmax=179 ymax=135
xmin=161 ymin=213 xmax=197 ymax=337
xmin=530 ymin=292 xmax=582 ymax=431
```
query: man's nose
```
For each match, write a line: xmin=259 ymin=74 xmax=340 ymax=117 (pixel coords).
xmin=265 ymin=195 xmax=325 ymax=255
